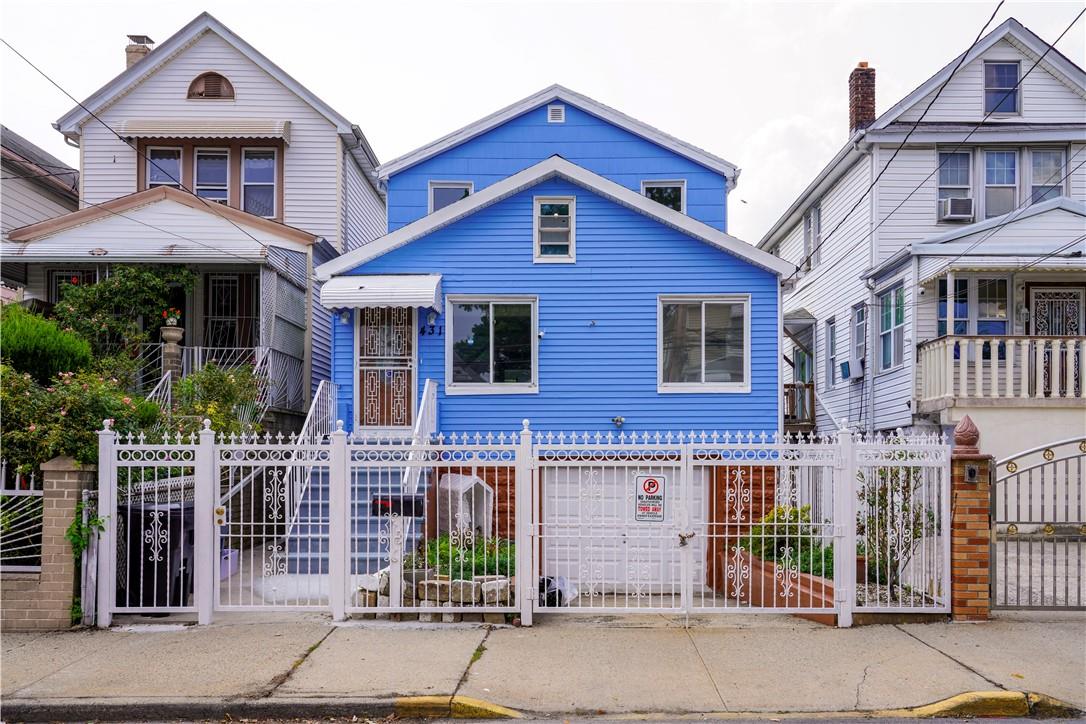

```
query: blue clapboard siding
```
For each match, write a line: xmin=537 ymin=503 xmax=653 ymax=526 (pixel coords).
xmin=331 ymin=308 xmax=355 ymax=426
xmin=386 ymin=103 xmax=729 ymax=233
xmin=333 ymin=178 xmax=777 ymax=434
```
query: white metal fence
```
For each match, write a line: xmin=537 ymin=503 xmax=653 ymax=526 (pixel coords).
xmin=93 ymin=422 xmax=950 ymax=627
xmin=1 ymin=461 xmax=44 ymax=572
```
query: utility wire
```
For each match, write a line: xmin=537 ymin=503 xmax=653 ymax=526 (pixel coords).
xmin=786 ymin=4 xmax=1085 ymax=287
xmin=0 ymin=37 xmax=271 ymax=253
xmin=785 ymin=0 xmax=1006 ymax=281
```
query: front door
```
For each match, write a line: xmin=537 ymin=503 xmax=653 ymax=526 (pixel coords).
xmin=1030 ymin=286 xmax=1084 ymax=397
xmin=358 ymin=307 xmax=415 ymax=430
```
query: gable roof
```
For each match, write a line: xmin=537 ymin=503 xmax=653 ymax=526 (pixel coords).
xmin=912 ymin=195 xmax=1086 ymax=249
xmin=6 ymin=185 xmax=318 ymax=247
xmin=376 ymin=85 xmax=739 ymax=183
xmin=758 ymin=17 xmax=1086 ymax=252
xmin=870 ymin=17 xmax=1086 ymax=132
xmin=1 ymin=126 xmax=79 ymax=202
xmin=317 ymin=156 xmax=793 ymax=280
xmin=52 ymin=12 xmax=381 ymax=188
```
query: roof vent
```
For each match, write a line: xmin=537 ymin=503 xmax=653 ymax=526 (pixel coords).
xmin=547 ymin=104 xmax=565 ymax=123
xmin=188 ymin=72 xmax=235 ymax=99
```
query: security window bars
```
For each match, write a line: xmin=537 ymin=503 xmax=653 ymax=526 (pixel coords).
xmin=984 ymin=62 xmax=1019 ymax=114
xmin=878 ymin=285 xmax=905 ymax=371
xmin=534 ymin=198 xmax=574 ymax=261
xmin=243 ymin=149 xmax=276 ymax=218
xmin=1030 ymin=149 xmax=1064 ymax=203
xmin=147 ymin=148 xmax=182 ymax=188
xmin=448 ymin=298 xmax=536 ymax=392
xmin=642 ymin=180 xmax=685 ymax=213
xmin=195 ymin=149 xmax=229 ymax=203
xmin=659 ymin=297 xmax=749 ymax=392
xmin=985 ymin=150 xmax=1017 ymax=218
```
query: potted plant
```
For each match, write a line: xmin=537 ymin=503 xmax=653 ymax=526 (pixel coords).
xmin=162 ymin=307 xmax=182 ymax=327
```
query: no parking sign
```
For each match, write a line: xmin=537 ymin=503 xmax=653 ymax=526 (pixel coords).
xmin=634 ymin=474 xmax=665 ymax=522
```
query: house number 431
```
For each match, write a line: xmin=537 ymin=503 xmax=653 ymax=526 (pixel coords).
xmin=419 ymin=324 xmax=444 ymax=336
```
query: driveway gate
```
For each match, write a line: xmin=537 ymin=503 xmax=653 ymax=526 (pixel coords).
xmin=992 ymin=437 xmax=1086 ymax=610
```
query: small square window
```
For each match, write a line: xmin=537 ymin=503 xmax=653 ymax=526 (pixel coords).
xmin=429 ymin=181 xmax=473 ymax=213
xmin=642 ymin=180 xmax=685 ymax=213
xmin=984 ymin=62 xmax=1019 ymax=114
xmin=534 ymin=197 xmax=575 ymax=262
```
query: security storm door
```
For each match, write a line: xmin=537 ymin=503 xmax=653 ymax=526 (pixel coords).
xmin=204 ymin=273 xmax=258 ymax=348
xmin=1030 ymin=287 xmax=1084 ymax=397
xmin=358 ymin=307 xmax=415 ymax=429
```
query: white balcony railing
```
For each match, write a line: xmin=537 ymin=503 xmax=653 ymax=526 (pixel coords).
xmin=917 ymin=336 xmax=1085 ymax=404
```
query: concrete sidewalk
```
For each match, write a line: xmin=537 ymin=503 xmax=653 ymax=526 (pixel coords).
xmin=2 ymin=611 xmax=1083 ymax=720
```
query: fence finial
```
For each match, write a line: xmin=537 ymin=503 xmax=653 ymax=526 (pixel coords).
xmin=335 ymin=419 xmax=345 ymax=432
xmin=521 ymin=419 xmax=531 ymax=432
xmin=201 ymin=418 xmax=212 ymax=431
xmin=100 ymin=418 xmax=114 ymax=431
xmin=953 ymin=415 xmax=980 ymax=454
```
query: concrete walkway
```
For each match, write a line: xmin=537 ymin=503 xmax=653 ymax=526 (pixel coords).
xmin=2 ymin=611 xmax=1082 ymax=719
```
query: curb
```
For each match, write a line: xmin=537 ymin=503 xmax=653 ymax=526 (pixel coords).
xmin=2 ymin=690 xmax=1080 ymax=721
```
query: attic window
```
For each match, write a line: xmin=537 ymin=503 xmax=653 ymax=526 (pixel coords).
xmin=547 ymin=104 xmax=565 ymax=123
xmin=187 ymin=72 xmax=235 ymax=99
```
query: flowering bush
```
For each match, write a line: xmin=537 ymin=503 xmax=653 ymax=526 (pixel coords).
xmin=0 ymin=363 xmax=160 ymax=470
xmin=172 ymin=362 xmax=262 ymax=435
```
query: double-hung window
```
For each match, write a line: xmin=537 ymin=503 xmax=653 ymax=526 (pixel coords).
xmin=937 ymin=278 xmax=969 ymax=337
xmin=802 ymin=204 xmax=822 ymax=268
xmin=429 ymin=181 xmax=472 ymax=213
xmin=977 ymin=278 xmax=1008 ymax=360
xmin=877 ymin=285 xmax=905 ymax=371
xmin=534 ymin=197 xmax=575 ymax=261
xmin=242 ymin=149 xmax=276 ymax=218
xmin=642 ymin=180 xmax=685 ymax=213
xmin=147 ymin=148 xmax=182 ymax=188
xmin=851 ymin=305 xmax=866 ymax=364
xmin=825 ymin=319 xmax=837 ymax=389
xmin=984 ymin=61 xmax=1019 ymax=114
xmin=1030 ymin=149 xmax=1064 ymax=203
xmin=937 ymin=151 xmax=971 ymax=202
xmin=195 ymin=149 xmax=229 ymax=203
xmin=984 ymin=150 xmax=1017 ymax=218
xmin=658 ymin=296 xmax=749 ymax=392
xmin=447 ymin=297 xmax=537 ymax=393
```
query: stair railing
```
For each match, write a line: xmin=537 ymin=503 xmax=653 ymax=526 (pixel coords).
xmin=282 ymin=380 xmax=338 ymax=536
xmin=403 ymin=379 xmax=438 ymax=496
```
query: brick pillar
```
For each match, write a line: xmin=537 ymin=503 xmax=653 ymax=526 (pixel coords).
xmin=160 ymin=326 xmax=183 ymax=382
xmin=950 ymin=415 xmax=992 ymax=621
xmin=0 ymin=457 xmax=96 ymax=631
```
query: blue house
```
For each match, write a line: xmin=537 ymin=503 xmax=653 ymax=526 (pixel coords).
xmin=316 ymin=86 xmax=795 ymax=434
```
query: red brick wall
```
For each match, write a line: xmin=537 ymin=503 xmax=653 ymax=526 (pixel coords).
xmin=705 ymin=465 xmax=778 ymax=592
xmin=951 ymin=454 xmax=992 ymax=621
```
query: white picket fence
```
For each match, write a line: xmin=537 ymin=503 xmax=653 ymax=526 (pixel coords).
xmin=92 ymin=421 xmax=950 ymax=628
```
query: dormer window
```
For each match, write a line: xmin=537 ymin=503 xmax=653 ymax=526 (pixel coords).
xmin=984 ymin=62 xmax=1018 ymax=114
xmin=533 ymin=197 xmax=575 ymax=262
xmin=187 ymin=72 xmax=235 ymax=99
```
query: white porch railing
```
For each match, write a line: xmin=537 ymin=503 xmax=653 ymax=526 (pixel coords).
xmin=918 ymin=336 xmax=1085 ymax=404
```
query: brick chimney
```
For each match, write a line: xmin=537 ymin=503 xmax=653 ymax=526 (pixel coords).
xmin=125 ymin=34 xmax=154 ymax=69
xmin=849 ymin=61 xmax=876 ymax=134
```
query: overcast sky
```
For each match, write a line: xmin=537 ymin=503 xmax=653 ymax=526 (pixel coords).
xmin=1 ymin=0 xmax=1083 ymax=242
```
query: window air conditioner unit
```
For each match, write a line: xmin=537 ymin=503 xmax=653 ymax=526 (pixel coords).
xmin=841 ymin=357 xmax=865 ymax=381
xmin=939 ymin=197 xmax=974 ymax=221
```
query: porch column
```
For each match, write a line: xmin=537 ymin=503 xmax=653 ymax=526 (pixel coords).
xmin=950 ymin=415 xmax=992 ymax=622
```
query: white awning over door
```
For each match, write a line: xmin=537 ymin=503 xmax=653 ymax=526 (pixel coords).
xmin=319 ymin=274 xmax=442 ymax=311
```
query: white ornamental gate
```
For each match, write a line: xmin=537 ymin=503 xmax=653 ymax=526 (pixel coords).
xmin=94 ymin=421 xmax=949 ymax=628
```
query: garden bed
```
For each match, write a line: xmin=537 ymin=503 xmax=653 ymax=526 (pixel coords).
xmin=720 ymin=548 xmax=837 ymax=625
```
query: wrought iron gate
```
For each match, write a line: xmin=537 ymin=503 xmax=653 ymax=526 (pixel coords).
xmin=992 ymin=437 xmax=1086 ymax=610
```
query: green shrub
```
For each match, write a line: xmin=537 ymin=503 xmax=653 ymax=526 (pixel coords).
xmin=0 ymin=305 xmax=92 ymax=384
xmin=741 ymin=504 xmax=834 ymax=579
xmin=172 ymin=362 xmax=262 ymax=434
xmin=407 ymin=534 xmax=515 ymax=579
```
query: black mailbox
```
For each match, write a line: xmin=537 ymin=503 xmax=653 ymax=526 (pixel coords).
xmin=370 ymin=494 xmax=425 ymax=518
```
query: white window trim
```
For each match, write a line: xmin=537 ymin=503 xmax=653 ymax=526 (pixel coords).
xmin=851 ymin=304 xmax=866 ymax=363
xmin=936 ymin=149 xmax=972 ymax=219
xmin=533 ymin=196 xmax=576 ymax=263
xmin=1027 ymin=147 xmax=1067 ymax=203
xmin=981 ymin=148 xmax=1018 ymax=220
xmin=876 ymin=283 xmax=906 ymax=374
xmin=825 ymin=318 xmax=837 ymax=390
xmin=938 ymin=274 xmax=1012 ymax=335
xmin=657 ymin=294 xmax=751 ymax=394
xmin=444 ymin=295 xmax=539 ymax=395
xmin=802 ymin=204 xmax=821 ymax=269
xmin=146 ymin=146 xmax=183 ymax=188
xmin=427 ymin=180 xmax=474 ymax=214
xmin=194 ymin=147 xmax=230 ymax=203
xmin=242 ymin=147 xmax=277 ymax=219
xmin=641 ymin=179 xmax=687 ymax=214
xmin=983 ymin=60 xmax=1021 ymax=117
